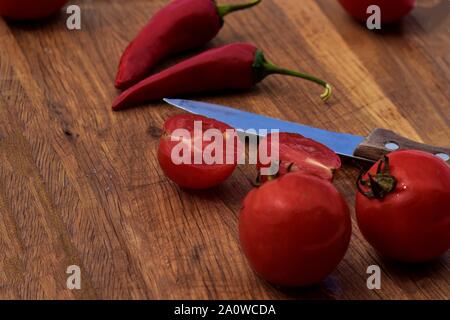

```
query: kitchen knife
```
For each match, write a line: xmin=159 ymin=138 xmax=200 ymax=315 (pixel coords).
xmin=163 ymin=98 xmax=450 ymax=164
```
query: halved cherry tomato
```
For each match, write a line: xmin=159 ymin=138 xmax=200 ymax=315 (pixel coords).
xmin=239 ymin=173 xmax=351 ymax=287
xmin=356 ymin=150 xmax=450 ymax=262
xmin=0 ymin=0 xmax=68 ymax=20
xmin=257 ymin=132 xmax=341 ymax=182
xmin=158 ymin=113 xmax=239 ymax=189
xmin=338 ymin=0 xmax=415 ymax=24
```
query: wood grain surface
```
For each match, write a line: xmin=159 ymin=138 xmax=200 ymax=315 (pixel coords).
xmin=0 ymin=0 xmax=449 ymax=300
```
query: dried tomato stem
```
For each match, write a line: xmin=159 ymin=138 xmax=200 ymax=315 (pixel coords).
xmin=357 ymin=155 xmax=397 ymax=199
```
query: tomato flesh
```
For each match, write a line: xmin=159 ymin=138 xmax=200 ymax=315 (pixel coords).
xmin=356 ymin=150 xmax=450 ymax=262
xmin=257 ymin=132 xmax=341 ymax=181
xmin=239 ymin=173 xmax=351 ymax=287
xmin=158 ymin=113 xmax=238 ymax=189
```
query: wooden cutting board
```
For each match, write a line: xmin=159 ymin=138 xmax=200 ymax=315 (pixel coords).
xmin=0 ymin=0 xmax=448 ymax=300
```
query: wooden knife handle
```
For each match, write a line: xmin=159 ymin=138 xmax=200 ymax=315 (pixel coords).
xmin=354 ymin=128 xmax=450 ymax=164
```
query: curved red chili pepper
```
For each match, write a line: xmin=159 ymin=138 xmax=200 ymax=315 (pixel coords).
xmin=115 ymin=0 xmax=262 ymax=89
xmin=112 ymin=43 xmax=331 ymax=110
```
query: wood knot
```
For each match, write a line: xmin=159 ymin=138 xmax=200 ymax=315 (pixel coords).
xmin=63 ymin=128 xmax=79 ymax=139
xmin=148 ymin=125 xmax=163 ymax=138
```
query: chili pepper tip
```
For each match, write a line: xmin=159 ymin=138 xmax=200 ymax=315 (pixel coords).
xmin=321 ymin=84 xmax=332 ymax=102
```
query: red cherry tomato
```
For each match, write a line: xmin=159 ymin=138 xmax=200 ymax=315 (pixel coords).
xmin=239 ymin=173 xmax=351 ymax=287
xmin=0 ymin=0 xmax=68 ymax=20
xmin=356 ymin=150 xmax=450 ymax=262
xmin=158 ymin=113 xmax=239 ymax=189
xmin=338 ymin=0 xmax=415 ymax=24
xmin=257 ymin=132 xmax=341 ymax=182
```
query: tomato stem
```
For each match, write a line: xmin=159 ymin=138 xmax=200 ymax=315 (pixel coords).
xmin=357 ymin=155 xmax=397 ymax=199
xmin=217 ymin=0 xmax=262 ymax=18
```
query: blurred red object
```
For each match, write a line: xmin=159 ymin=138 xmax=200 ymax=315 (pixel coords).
xmin=338 ymin=0 xmax=415 ymax=24
xmin=0 ymin=0 xmax=68 ymax=20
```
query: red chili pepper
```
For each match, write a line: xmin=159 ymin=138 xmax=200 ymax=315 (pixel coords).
xmin=112 ymin=43 xmax=331 ymax=110
xmin=115 ymin=0 xmax=262 ymax=89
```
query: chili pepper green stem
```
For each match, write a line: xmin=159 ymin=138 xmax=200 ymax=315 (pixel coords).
xmin=253 ymin=50 xmax=332 ymax=102
xmin=217 ymin=0 xmax=262 ymax=18
xmin=264 ymin=61 xmax=332 ymax=101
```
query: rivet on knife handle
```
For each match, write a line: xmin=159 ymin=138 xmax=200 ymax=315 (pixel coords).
xmin=353 ymin=128 xmax=450 ymax=164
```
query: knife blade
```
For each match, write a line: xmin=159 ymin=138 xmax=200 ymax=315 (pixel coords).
xmin=163 ymin=98 xmax=450 ymax=163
